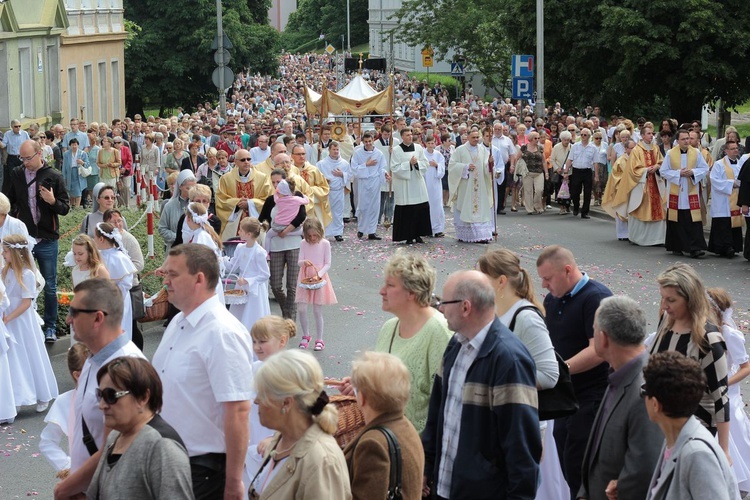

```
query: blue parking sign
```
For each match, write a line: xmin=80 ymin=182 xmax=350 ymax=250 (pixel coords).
xmin=512 ymin=78 xmax=534 ymax=100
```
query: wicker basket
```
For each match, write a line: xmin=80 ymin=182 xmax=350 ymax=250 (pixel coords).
xmin=139 ymin=288 xmax=169 ymax=323
xmin=330 ymin=395 xmax=366 ymax=449
xmin=299 ymin=263 xmax=326 ymax=291
xmin=222 ymin=274 xmax=248 ymax=305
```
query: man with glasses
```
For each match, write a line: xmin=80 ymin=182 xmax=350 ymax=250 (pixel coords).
xmin=216 ymin=149 xmax=272 ymax=237
xmin=422 ymin=270 xmax=541 ymax=500
xmin=709 ymin=140 xmax=743 ymax=258
xmin=1 ymin=120 xmax=31 ymax=194
xmin=63 ymin=118 xmax=90 ymax=154
xmin=565 ymin=128 xmax=598 ymax=219
xmin=8 ymin=140 xmax=70 ymax=343
xmin=249 ymin=134 xmax=271 ymax=165
xmin=53 ymin=279 xmax=145 ymax=498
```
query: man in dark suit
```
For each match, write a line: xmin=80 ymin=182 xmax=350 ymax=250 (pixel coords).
xmin=578 ymin=295 xmax=662 ymax=500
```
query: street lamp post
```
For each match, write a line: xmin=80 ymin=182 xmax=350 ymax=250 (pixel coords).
xmin=535 ymin=0 xmax=545 ymax=117
xmin=217 ymin=0 xmax=226 ymax=118
xmin=347 ymin=0 xmax=351 ymax=52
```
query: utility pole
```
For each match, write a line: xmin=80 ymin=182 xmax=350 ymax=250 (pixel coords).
xmin=347 ymin=0 xmax=351 ymax=52
xmin=217 ymin=0 xmax=226 ymax=118
xmin=535 ymin=0 xmax=545 ymax=118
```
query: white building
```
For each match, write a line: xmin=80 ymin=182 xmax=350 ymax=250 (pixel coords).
xmin=367 ymin=0 xmax=452 ymax=73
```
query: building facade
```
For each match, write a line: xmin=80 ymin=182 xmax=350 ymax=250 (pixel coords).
xmin=60 ymin=0 xmax=127 ymax=127
xmin=0 ymin=0 xmax=67 ymax=129
xmin=269 ymin=0 xmax=297 ymax=31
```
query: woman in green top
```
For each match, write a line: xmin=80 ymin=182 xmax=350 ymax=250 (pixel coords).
xmin=340 ymin=251 xmax=452 ymax=433
xmin=97 ymin=136 xmax=121 ymax=188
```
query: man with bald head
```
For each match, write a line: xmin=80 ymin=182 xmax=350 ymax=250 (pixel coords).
xmin=422 ymin=270 xmax=541 ymax=499
xmin=215 ymin=148 xmax=272 ymax=237
xmin=262 ymin=152 xmax=311 ymax=203
xmin=254 ymin=141 xmax=294 ymax=176
xmin=291 ymin=144 xmax=332 ymax=227
xmin=536 ymin=245 xmax=612 ymax=498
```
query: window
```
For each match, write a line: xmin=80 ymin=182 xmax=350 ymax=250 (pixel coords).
xmin=98 ymin=61 xmax=107 ymax=123
xmin=111 ymin=60 xmax=121 ymax=119
xmin=47 ymin=42 xmax=60 ymax=114
xmin=84 ymin=63 xmax=94 ymax=123
xmin=0 ymin=44 xmax=8 ymax=126
xmin=68 ymin=67 xmax=78 ymax=120
xmin=18 ymin=45 xmax=34 ymax=118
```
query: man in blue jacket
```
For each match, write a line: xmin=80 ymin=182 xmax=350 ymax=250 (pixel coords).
xmin=422 ymin=270 xmax=541 ymax=499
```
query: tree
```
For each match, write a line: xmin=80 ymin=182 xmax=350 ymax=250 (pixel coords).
xmin=390 ymin=0 xmax=512 ymax=95
xmin=123 ymin=0 xmax=279 ymax=117
xmin=499 ymin=0 xmax=750 ymax=122
xmin=283 ymin=0 xmax=369 ymax=51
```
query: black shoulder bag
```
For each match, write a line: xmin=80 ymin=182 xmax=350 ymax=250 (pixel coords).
xmin=351 ymin=426 xmax=403 ymax=499
xmin=509 ymin=305 xmax=579 ymax=421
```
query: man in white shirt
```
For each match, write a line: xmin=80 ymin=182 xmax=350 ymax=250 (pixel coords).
xmin=249 ymin=134 xmax=271 ymax=165
xmin=153 ymin=244 xmax=253 ymax=500
xmin=492 ymin=122 xmax=515 ymax=215
xmin=565 ymin=128 xmax=599 ymax=219
xmin=317 ymin=141 xmax=351 ymax=241
xmin=54 ymin=279 xmax=145 ymax=498
xmin=351 ymin=132 xmax=387 ymax=240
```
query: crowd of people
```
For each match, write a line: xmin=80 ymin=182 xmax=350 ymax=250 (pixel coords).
xmin=3 ymin=51 xmax=750 ymax=499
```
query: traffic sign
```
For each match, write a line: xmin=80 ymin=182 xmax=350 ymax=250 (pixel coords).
xmin=422 ymin=54 xmax=433 ymax=68
xmin=326 ymin=44 xmax=335 ymax=54
xmin=212 ymin=66 xmax=234 ymax=90
xmin=211 ymin=33 xmax=233 ymax=50
xmin=512 ymin=77 xmax=533 ymax=100
xmin=511 ymin=54 xmax=534 ymax=78
xmin=450 ymin=62 xmax=464 ymax=76
xmin=421 ymin=45 xmax=434 ymax=56
xmin=214 ymin=49 xmax=231 ymax=65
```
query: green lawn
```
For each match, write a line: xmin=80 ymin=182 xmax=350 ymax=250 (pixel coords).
xmin=707 ymin=123 xmax=750 ymax=139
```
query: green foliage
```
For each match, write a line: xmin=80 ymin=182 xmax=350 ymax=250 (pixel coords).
xmin=390 ymin=0 xmax=511 ymax=94
xmin=498 ymin=0 xmax=750 ymax=121
xmin=123 ymin=19 xmax=141 ymax=51
xmin=50 ymin=207 xmax=166 ymax=333
xmin=409 ymin=72 xmax=461 ymax=99
xmin=284 ymin=0 xmax=369 ymax=49
xmin=123 ymin=0 xmax=280 ymax=114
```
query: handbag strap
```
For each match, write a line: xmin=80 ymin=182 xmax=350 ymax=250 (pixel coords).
xmin=388 ymin=320 xmax=400 ymax=354
xmin=351 ymin=425 xmax=403 ymax=499
xmin=509 ymin=305 xmax=544 ymax=331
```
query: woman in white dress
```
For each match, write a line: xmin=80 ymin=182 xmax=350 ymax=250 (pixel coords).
xmin=0 ymin=193 xmax=34 ymax=249
xmin=2 ymin=234 xmax=59 ymax=412
xmin=423 ymin=135 xmax=446 ymax=237
xmin=94 ymin=223 xmax=136 ymax=342
xmin=708 ymin=288 xmax=750 ymax=494
xmin=183 ymin=202 xmax=226 ymax=304
xmin=0 ymin=278 xmax=16 ymax=424
xmin=227 ymin=217 xmax=269 ymax=329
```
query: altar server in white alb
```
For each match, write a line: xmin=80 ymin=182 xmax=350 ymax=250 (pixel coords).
xmin=708 ymin=140 xmax=744 ymax=258
xmin=351 ymin=132 xmax=387 ymax=240
xmin=423 ymin=134 xmax=446 ymax=237
xmin=448 ymin=127 xmax=496 ymax=243
xmin=390 ymin=127 xmax=432 ymax=244
xmin=317 ymin=141 xmax=351 ymax=242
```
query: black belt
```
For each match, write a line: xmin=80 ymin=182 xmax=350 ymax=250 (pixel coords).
xmin=189 ymin=452 xmax=226 ymax=470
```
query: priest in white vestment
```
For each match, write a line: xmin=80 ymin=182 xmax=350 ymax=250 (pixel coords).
xmin=423 ymin=135 xmax=446 ymax=237
xmin=390 ymin=127 xmax=432 ymax=244
xmin=448 ymin=128 xmax=496 ymax=243
xmin=709 ymin=141 xmax=744 ymax=257
xmin=351 ymin=132 xmax=387 ymax=240
xmin=317 ymin=141 xmax=351 ymax=241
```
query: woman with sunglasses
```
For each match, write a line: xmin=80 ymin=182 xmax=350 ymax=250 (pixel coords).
xmin=80 ymin=184 xmax=128 ymax=238
xmin=88 ymin=357 xmax=194 ymax=499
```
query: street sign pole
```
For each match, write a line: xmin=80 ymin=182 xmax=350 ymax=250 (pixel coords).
xmin=216 ymin=0 xmax=225 ymax=118
xmin=535 ymin=0 xmax=545 ymax=118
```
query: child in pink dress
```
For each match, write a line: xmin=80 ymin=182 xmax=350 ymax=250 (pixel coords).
xmin=295 ymin=217 xmax=337 ymax=351
xmin=263 ymin=178 xmax=309 ymax=253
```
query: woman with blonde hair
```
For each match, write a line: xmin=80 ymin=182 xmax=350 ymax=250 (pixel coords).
xmin=651 ymin=262 xmax=730 ymax=457
xmin=249 ymin=350 xmax=350 ymax=499
xmin=344 ymin=352 xmax=424 ymax=500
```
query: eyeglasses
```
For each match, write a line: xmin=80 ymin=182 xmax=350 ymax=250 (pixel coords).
xmin=12 ymin=125 xmax=21 ymax=129
xmin=95 ymin=387 xmax=131 ymax=405
xmin=293 ymin=152 xmax=305 ymax=156
xmin=236 ymin=158 xmax=251 ymax=162
xmin=581 ymin=133 xmax=591 ymax=137
xmin=431 ymin=296 xmax=464 ymax=308
xmin=20 ymin=152 xmax=39 ymax=162
xmin=639 ymin=383 xmax=648 ymax=398
xmin=99 ymin=195 xmax=116 ymax=200
xmin=68 ymin=306 xmax=108 ymax=317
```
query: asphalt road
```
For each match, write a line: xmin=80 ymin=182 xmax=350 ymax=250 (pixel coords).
xmin=4 ymin=205 xmax=750 ymax=498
